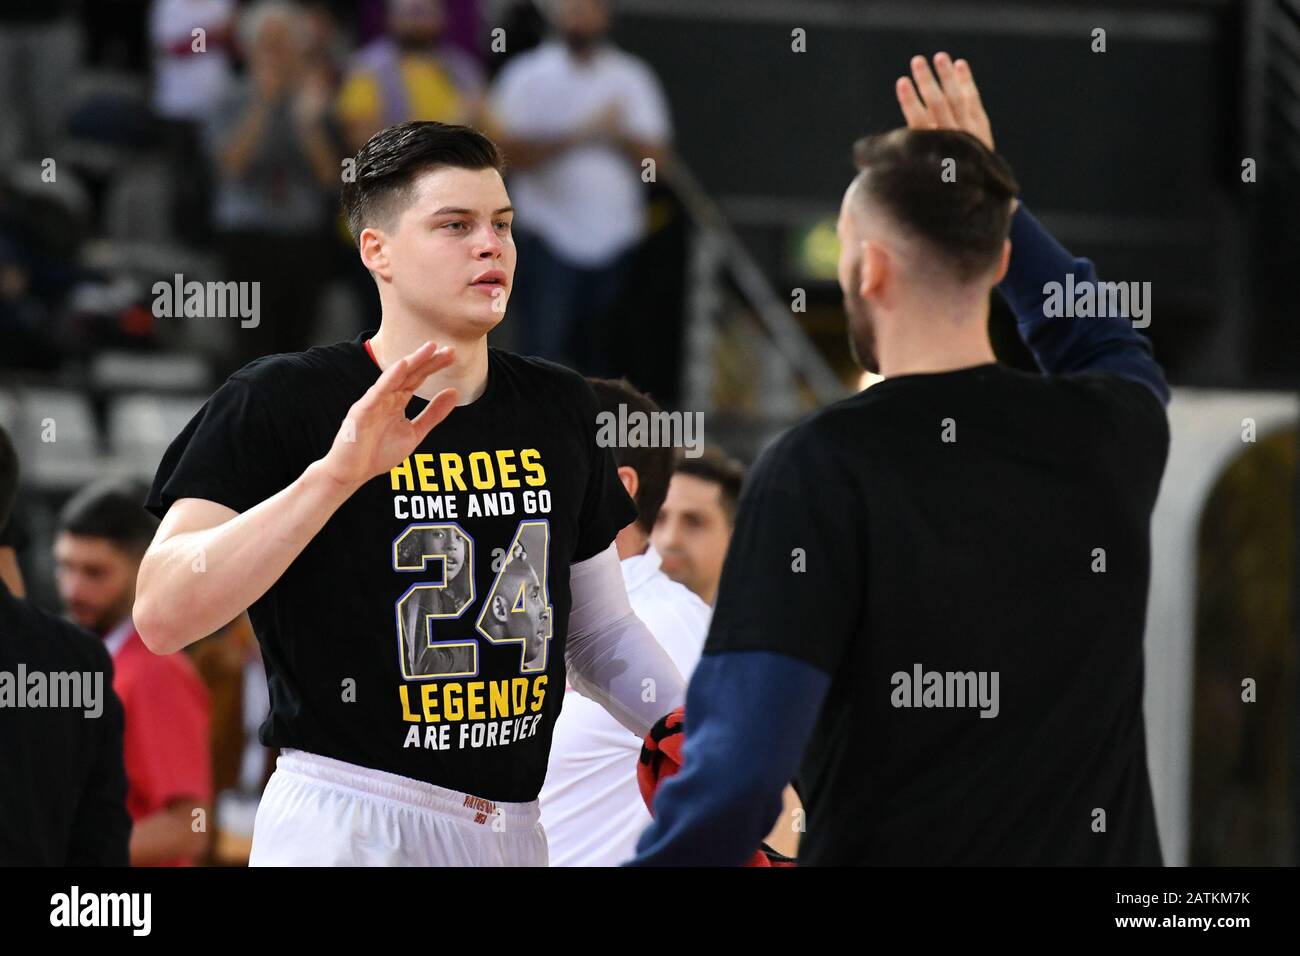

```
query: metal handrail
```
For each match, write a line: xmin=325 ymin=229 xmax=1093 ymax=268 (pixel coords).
xmin=666 ymin=159 xmax=848 ymax=411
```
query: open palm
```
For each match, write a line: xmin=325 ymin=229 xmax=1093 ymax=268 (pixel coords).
xmin=322 ymin=341 xmax=460 ymax=489
xmin=895 ymin=52 xmax=995 ymax=151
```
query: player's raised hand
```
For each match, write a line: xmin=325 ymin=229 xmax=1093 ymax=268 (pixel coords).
xmin=895 ymin=52 xmax=995 ymax=151
xmin=319 ymin=341 xmax=460 ymax=489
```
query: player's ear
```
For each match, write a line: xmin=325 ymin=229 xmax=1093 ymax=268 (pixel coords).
xmin=992 ymin=238 xmax=1011 ymax=286
xmin=358 ymin=226 xmax=392 ymax=279
xmin=492 ymin=596 xmax=508 ymax=622
xmin=859 ymin=240 xmax=885 ymax=299
xmin=616 ymin=465 xmax=638 ymax=501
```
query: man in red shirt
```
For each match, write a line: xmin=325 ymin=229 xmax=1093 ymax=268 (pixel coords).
xmin=55 ymin=479 xmax=212 ymax=866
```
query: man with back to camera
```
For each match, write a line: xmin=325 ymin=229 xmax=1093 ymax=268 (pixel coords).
xmin=134 ymin=121 xmax=686 ymax=866
xmin=631 ymin=54 xmax=1168 ymax=866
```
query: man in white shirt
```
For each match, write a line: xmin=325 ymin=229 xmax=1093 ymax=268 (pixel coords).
xmin=487 ymin=0 xmax=671 ymax=374
xmin=151 ymin=0 xmax=236 ymax=123
xmin=539 ymin=378 xmax=709 ymax=866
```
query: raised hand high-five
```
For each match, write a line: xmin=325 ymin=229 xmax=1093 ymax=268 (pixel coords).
xmin=320 ymin=341 xmax=460 ymax=490
xmin=895 ymin=52 xmax=995 ymax=152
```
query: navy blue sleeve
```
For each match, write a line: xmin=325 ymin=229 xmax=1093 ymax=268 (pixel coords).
xmin=997 ymin=204 xmax=1170 ymax=406
xmin=628 ymin=650 xmax=829 ymax=866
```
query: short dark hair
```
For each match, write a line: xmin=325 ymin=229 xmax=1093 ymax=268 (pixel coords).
xmin=851 ymin=128 xmax=1018 ymax=282
xmin=58 ymin=479 xmax=158 ymax=555
xmin=0 ymin=425 xmax=17 ymax=532
xmin=587 ymin=377 xmax=676 ymax=535
xmin=674 ymin=448 xmax=745 ymax=525
xmin=340 ymin=121 xmax=504 ymax=244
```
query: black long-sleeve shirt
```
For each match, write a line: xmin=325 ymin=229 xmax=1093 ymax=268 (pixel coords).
xmin=633 ymin=204 xmax=1168 ymax=865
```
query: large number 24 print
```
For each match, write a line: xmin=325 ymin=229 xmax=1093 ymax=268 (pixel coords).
xmin=393 ymin=520 xmax=553 ymax=681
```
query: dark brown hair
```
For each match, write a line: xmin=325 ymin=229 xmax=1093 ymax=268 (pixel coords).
xmin=341 ymin=121 xmax=504 ymax=243
xmin=851 ymin=128 xmax=1019 ymax=281
xmin=587 ymin=377 xmax=677 ymax=535
xmin=58 ymin=479 xmax=158 ymax=555
xmin=675 ymin=447 xmax=745 ymax=525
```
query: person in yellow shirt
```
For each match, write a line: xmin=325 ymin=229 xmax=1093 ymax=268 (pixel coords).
xmin=337 ymin=0 xmax=485 ymax=153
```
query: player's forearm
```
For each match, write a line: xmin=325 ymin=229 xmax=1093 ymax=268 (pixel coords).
xmin=566 ymin=610 xmax=686 ymax=737
xmin=135 ymin=461 xmax=356 ymax=654
xmin=997 ymin=204 xmax=1170 ymax=404
xmin=565 ymin=544 xmax=686 ymax=735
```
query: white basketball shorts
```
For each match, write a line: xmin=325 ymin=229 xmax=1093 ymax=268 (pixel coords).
xmin=248 ymin=749 xmax=548 ymax=866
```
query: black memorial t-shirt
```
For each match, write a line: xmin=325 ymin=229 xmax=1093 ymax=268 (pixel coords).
xmin=705 ymin=363 xmax=1169 ymax=865
xmin=146 ymin=331 xmax=636 ymax=802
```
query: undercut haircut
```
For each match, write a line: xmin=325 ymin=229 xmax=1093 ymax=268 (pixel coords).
xmin=340 ymin=121 xmax=505 ymax=244
xmin=587 ymin=377 xmax=677 ymax=535
xmin=851 ymin=128 xmax=1019 ymax=282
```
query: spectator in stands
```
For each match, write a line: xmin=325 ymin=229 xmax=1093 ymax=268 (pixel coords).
xmin=54 ymin=479 xmax=211 ymax=867
xmin=302 ymin=2 xmax=350 ymax=94
xmin=488 ymin=0 xmax=670 ymax=373
xmin=652 ymin=448 xmax=744 ymax=607
xmin=206 ymin=0 xmax=340 ymax=373
xmin=151 ymin=0 xmax=236 ymax=124
xmin=336 ymin=0 xmax=486 ymax=154
xmin=0 ymin=1 xmax=80 ymax=164
xmin=0 ymin=425 xmax=132 ymax=866
xmin=150 ymin=0 xmax=238 ymax=243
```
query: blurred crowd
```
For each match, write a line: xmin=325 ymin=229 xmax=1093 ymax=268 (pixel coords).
xmin=0 ymin=0 xmax=679 ymax=381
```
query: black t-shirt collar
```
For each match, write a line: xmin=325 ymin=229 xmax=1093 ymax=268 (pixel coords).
xmin=870 ymin=361 xmax=1001 ymax=390
xmin=350 ymin=329 xmax=499 ymax=412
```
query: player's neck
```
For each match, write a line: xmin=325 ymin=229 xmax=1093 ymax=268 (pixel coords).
xmin=615 ymin=526 xmax=649 ymax=561
xmin=877 ymin=300 xmax=996 ymax=378
xmin=369 ymin=319 xmax=490 ymax=405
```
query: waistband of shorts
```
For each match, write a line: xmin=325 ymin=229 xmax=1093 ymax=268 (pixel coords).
xmin=275 ymin=749 xmax=540 ymax=827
